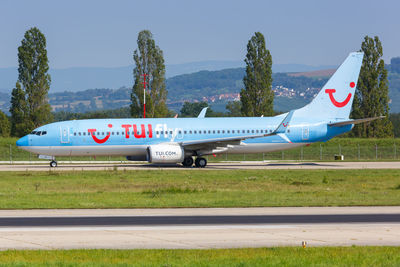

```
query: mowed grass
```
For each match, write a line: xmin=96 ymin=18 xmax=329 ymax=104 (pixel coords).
xmin=0 ymin=247 xmax=399 ymax=266
xmin=0 ymin=169 xmax=399 ymax=208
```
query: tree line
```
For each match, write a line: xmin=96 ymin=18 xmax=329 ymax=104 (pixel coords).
xmin=0 ymin=28 xmax=395 ymax=138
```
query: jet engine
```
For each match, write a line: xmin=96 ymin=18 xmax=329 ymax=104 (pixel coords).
xmin=147 ymin=144 xmax=185 ymax=163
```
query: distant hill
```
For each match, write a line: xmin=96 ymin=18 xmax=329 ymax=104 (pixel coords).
xmin=0 ymin=68 xmax=327 ymax=114
xmin=289 ymin=69 xmax=336 ymax=78
xmin=1 ymin=60 xmax=400 ymax=114
xmin=0 ymin=61 xmax=336 ymax=93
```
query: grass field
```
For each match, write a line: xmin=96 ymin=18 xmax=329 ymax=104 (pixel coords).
xmin=0 ymin=247 xmax=399 ymax=266
xmin=0 ymin=169 xmax=399 ymax=209
xmin=1 ymin=137 xmax=400 ymax=162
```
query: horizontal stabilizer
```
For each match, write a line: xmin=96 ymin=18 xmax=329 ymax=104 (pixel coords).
xmin=328 ymin=116 xmax=385 ymax=127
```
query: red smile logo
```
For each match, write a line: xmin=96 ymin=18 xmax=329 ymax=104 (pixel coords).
xmin=88 ymin=124 xmax=112 ymax=144
xmin=325 ymin=82 xmax=355 ymax=108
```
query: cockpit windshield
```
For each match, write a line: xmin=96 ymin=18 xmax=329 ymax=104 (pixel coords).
xmin=30 ymin=131 xmax=47 ymax=136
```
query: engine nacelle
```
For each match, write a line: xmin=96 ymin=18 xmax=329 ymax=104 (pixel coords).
xmin=147 ymin=144 xmax=185 ymax=163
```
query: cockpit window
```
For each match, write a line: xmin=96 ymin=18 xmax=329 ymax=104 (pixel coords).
xmin=31 ymin=130 xmax=47 ymax=136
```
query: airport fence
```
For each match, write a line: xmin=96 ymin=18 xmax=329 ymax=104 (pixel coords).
xmin=1 ymin=140 xmax=400 ymax=163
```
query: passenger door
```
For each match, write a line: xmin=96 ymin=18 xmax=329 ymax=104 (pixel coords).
xmin=302 ymin=126 xmax=309 ymax=141
xmin=60 ymin=126 xmax=70 ymax=144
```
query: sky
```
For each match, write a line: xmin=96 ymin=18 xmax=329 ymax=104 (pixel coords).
xmin=0 ymin=0 xmax=399 ymax=68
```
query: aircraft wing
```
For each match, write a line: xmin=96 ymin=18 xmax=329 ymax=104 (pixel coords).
xmin=180 ymin=110 xmax=294 ymax=151
xmin=328 ymin=116 xmax=385 ymax=127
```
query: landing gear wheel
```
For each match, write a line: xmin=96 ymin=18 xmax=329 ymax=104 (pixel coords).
xmin=195 ymin=157 xmax=207 ymax=168
xmin=50 ymin=160 xmax=57 ymax=168
xmin=182 ymin=157 xmax=194 ymax=167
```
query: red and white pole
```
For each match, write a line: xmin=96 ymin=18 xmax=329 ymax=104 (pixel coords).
xmin=142 ymin=73 xmax=147 ymax=118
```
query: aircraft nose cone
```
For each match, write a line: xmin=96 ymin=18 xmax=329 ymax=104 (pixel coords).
xmin=16 ymin=136 xmax=29 ymax=147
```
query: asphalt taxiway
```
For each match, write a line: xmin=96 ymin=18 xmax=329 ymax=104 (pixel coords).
xmin=0 ymin=161 xmax=399 ymax=171
xmin=0 ymin=207 xmax=399 ymax=249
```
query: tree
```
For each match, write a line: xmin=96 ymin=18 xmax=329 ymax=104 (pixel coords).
xmin=131 ymin=30 xmax=168 ymax=118
xmin=0 ymin=111 xmax=10 ymax=137
xmin=180 ymin=101 xmax=211 ymax=117
xmin=240 ymin=32 xmax=273 ymax=117
xmin=10 ymin=82 xmax=32 ymax=137
xmin=12 ymin=27 xmax=52 ymax=135
xmin=225 ymin=101 xmax=242 ymax=117
xmin=350 ymin=36 xmax=393 ymax=137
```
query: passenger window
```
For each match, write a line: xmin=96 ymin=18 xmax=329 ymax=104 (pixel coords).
xmin=213 ymin=130 xmax=215 ymax=134
xmin=83 ymin=132 xmax=86 ymax=136
xmin=160 ymin=131 xmax=164 ymax=134
xmin=227 ymin=130 xmax=230 ymax=134
xmin=78 ymin=132 xmax=81 ymax=136
xmin=189 ymin=131 xmax=192 ymax=134
xmin=194 ymin=130 xmax=197 ymax=134
xmin=222 ymin=130 xmax=225 ymax=134
xmin=256 ymin=130 xmax=259 ymax=133
xmin=184 ymin=131 xmax=187 ymax=134
xmin=247 ymin=130 xmax=250 ymax=133
xmin=217 ymin=130 xmax=220 ymax=134
xmin=169 ymin=131 xmax=172 ymax=135
xmin=242 ymin=130 xmax=245 ymax=133
xmin=208 ymin=130 xmax=211 ymax=134
xmin=116 ymin=132 xmax=119 ymax=135
xmin=260 ymin=130 xmax=263 ymax=133
xmin=74 ymin=133 xmax=77 ymax=136
xmin=178 ymin=130 xmax=182 ymax=134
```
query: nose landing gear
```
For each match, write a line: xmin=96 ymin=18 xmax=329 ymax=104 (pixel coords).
xmin=50 ymin=160 xmax=57 ymax=168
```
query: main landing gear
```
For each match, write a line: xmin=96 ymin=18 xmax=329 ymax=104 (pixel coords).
xmin=182 ymin=157 xmax=194 ymax=167
xmin=182 ymin=156 xmax=207 ymax=168
xmin=195 ymin=157 xmax=207 ymax=168
xmin=50 ymin=160 xmax=57 ymax=168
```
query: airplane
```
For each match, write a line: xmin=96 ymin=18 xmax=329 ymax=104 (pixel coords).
xmin=16 ymin=52 xmax=383 ymax=168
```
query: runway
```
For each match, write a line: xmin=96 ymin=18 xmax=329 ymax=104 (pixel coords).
xmin=0 ymin=207 xmax=399 ymax=249
xmin=0 ymin=161 xmax=399 ymax=171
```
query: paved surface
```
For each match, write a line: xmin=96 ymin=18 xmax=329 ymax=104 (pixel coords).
xmin=0 ymin=161 xmax=399 ymax=171
xmin=0 ymin=207 xmax=399 ymax=249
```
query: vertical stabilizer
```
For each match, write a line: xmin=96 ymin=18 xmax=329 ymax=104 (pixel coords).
xmin=295 ymin=52 xmax=364 ymax=120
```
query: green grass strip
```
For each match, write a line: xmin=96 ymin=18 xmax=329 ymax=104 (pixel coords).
xmin=0 ymin=169 xmax=399 ymax=208
xmin=0 ymin=247 xmax=399 ymax=266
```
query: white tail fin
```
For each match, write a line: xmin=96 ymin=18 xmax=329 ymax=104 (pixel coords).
xmin=295 ymin=52 xmax=364 ymax=120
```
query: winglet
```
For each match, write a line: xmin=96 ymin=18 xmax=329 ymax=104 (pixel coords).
xmin=274 ymin=110 xmax=295 ymax=134
xmin=198 ymin=107 xmax=208 ymax=118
